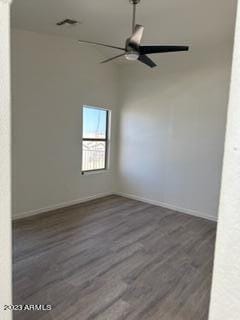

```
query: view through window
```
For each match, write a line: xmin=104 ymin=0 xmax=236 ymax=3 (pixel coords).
xmin=82 ymin=106 xmax=109 ymax=172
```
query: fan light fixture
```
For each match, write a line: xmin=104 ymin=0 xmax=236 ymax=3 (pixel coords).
xmin=125 ymin=52 xmax=139 ymax=61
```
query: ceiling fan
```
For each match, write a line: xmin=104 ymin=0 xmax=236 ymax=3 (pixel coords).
xmin=78 ymin=0 xmax=189 ymax=68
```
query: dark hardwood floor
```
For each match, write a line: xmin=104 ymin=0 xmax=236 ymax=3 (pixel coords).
xmin=13 ymin=195 xmax=216 ymax=320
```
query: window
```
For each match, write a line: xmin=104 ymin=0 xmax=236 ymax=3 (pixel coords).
xmin=82 ymin=106 xmax=109 ymax=173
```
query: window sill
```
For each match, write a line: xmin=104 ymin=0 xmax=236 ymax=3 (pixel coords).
xmin=81 ymin=169 xmax=108 ymax=176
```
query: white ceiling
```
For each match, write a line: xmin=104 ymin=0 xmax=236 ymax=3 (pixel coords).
xmin=11 ymin=0 xmax=237 ymax=60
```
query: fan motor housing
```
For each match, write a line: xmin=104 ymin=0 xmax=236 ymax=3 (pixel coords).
xmin=129 ymin=0 xmax=141 ymax=4
xmin=125 ymin=38 xmax=139 ymax=51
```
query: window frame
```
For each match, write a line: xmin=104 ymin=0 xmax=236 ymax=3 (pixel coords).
xmin=81 ymin=106 xmax=110 ymax=174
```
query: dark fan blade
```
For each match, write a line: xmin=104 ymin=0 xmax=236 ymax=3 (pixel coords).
xmin=138 ymin=55 xmax=157 ymax=68
xmin=78 ymin=40 xmax=125 ymax=51
xmin=139 ymin=45 xmax=189 ymax=55
xmin=129 ymin=24 xmax=144 ymax=47
xmin=101 ymin=53 xmax=126 ymax=64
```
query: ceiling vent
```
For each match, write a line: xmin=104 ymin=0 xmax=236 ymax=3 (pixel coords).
xmin=56 ymin=19 xmax=80 ymax=26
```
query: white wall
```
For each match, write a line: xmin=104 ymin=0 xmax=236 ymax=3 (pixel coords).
xmin=12 ymin=29 xmax=119 ymax=218
xmin=12 ymin=29 xmax=233 ymax=222
xmin=209 ymin=1 xmax=240 ymax=317
xmin=117 ymin=44 xmax=233 ymax=220
xmin=0 ymin=1 xmax=12 ymax=318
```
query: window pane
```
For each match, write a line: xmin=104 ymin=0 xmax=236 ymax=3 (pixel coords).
xmin=83 ymin=106 xmax=107 ymax=139
xmin=82 ymin=141 xmax=106 ymax=171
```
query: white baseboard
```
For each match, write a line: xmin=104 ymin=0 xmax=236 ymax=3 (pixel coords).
xmin=13 ymin=191 xmax=218 ymax=222
xmin=13 ymin=192 xmax=113 ymax=220
xmin=116 ymin=192 xmax=218 ymax=222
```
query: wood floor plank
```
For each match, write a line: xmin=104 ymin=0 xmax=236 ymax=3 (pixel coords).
xmin=13 ymin=195 xmax=216 ymax=320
